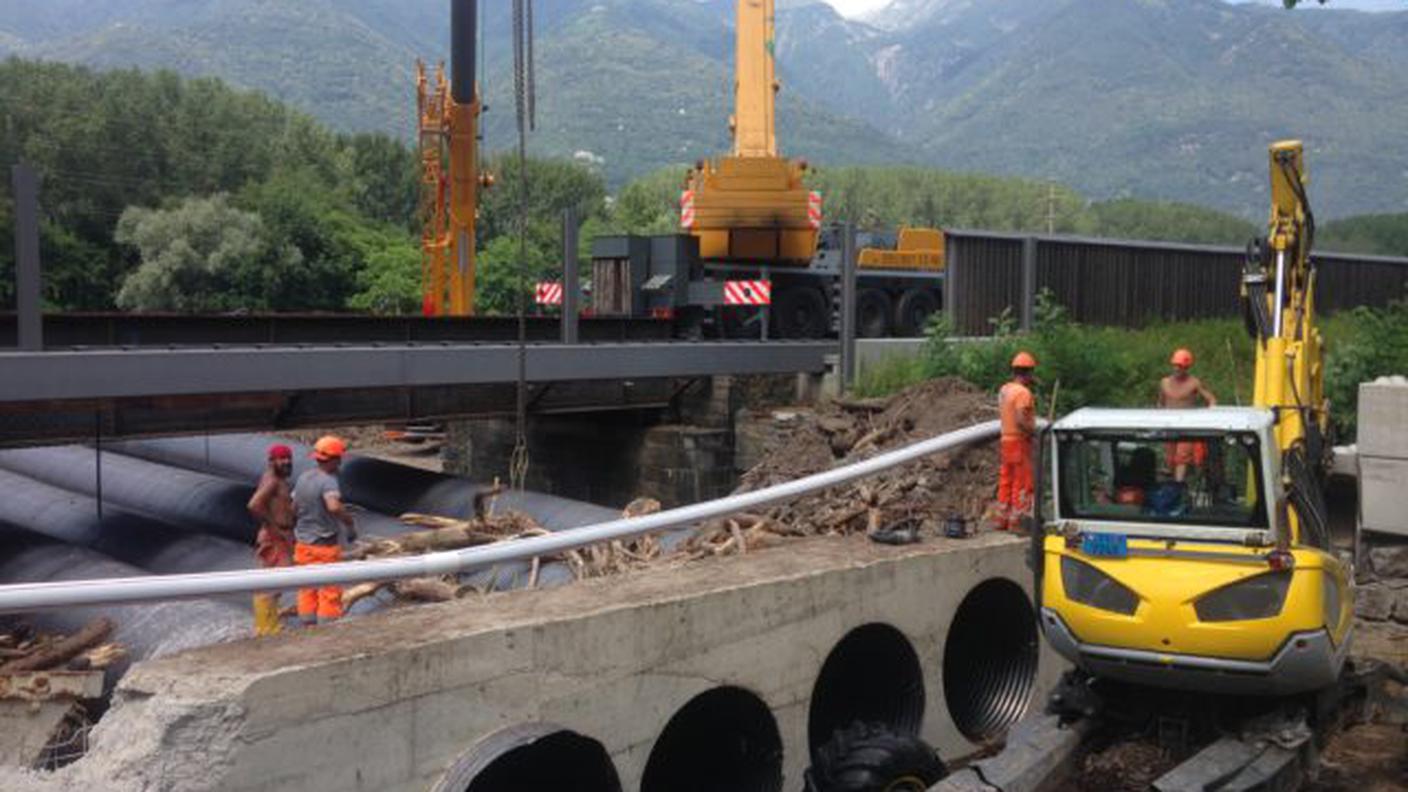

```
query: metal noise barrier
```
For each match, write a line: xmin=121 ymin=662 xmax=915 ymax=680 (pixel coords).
xmin=0 ymin=420 xmax=1008 ymax=613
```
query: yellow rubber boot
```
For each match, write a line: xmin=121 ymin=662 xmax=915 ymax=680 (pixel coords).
xmin=253 ymin=593 xmax=283 ymax=636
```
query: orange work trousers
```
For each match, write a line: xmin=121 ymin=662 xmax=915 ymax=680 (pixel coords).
xmin=997 ymin=436 xmax=1034 ymax=524
xmin=1165 ymin=441 xmax=1208 ymax=468
xmin=294 ymin=542 xmax=344 ymax=623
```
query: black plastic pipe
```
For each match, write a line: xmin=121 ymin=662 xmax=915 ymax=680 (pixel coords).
xmin=0 ymin=468 xmax=253 ymax=575
xmin=108 ymin=435 xmax=623 ymax=532
xmin=108 ymin=435 xmax=626 ymax=592
xmin=0 ymin=526 xmax=247 ymax=682
xmin=0 ymin=445 xmax=409 ymax=543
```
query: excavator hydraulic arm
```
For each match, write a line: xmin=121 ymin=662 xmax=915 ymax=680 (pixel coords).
xmin=1242 ymin=140 xmax=1331 ymax=543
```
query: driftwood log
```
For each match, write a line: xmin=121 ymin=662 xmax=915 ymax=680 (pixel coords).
xmin=0 ymin=618 xmax=113 ymax=673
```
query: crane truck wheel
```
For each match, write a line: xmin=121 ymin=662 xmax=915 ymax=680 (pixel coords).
xmin=856 ymin=289 xmax=893 ymax=338
xmin=805 ymin=722 xmax=946 ymax=792
xmin=772 ymin=286 xmax=830 ymax=339
xmin=893 ymin=289 xmax=939 ymax=338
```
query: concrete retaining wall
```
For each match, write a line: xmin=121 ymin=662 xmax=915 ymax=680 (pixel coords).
xmin=5 ymin=534 xmax=1060 ymax=792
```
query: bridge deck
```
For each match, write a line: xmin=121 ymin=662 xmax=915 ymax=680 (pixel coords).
xmin=0 ymin=341 xmax=833 ymax=445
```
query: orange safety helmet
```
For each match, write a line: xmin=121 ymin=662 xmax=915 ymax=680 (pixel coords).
xmin=311 ymin=435 xmax=347 ymax=461
xmin=1011 ymin=351 xmax=1038 ymax=370
xmin=1170 ymin=348 xmax=1194 ymax=368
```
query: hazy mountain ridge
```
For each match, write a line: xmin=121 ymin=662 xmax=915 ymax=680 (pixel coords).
xmin=3 ymin=0 xmax=1406 ymax=216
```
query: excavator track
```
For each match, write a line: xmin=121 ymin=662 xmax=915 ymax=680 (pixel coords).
xmin=935 ymin=660 xmax=1405 ymax=792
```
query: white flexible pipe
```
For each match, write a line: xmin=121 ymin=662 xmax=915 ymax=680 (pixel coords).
xmin=0 ymin=420 xmax=1004 ymax=613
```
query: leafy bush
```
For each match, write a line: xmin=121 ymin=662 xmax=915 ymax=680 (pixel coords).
xmin=1324 ymin=302 xmax=1408 ymax=439
xmin=863 ymin=295 xmax=1407 ymax=437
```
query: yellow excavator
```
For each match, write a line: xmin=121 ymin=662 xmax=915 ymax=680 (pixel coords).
xmin=1000 ymin=143 xmax=1369 ymax=790
xmin=1039 ymin=141 xmax=1352 ymax=700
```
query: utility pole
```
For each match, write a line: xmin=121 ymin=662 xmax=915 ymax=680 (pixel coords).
xmin=839 ymin=223 xmax=857 ymax=393
xmin=560 ymin=208 xmax=580 ymax=345
xmin=1046 ymin=181 xmax=1057 ymax=235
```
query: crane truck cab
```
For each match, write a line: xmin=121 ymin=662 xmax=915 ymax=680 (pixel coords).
xmin=1037 ymin=406 xmax=1354 ymax=697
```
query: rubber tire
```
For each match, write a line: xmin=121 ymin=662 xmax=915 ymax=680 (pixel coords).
xmin=893 ymin=289 xmax=940 ymax=338
xmin=856 ymin=289 xmax=893 ymax=338
xmin=807 ymin=722 xmax=947 ymax=792
xmin=772 ymin=286 xmax=830 ymax=339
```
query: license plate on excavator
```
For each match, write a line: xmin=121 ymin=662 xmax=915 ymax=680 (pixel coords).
xmin=1081 ymin=533 xmax=1128 ymax=559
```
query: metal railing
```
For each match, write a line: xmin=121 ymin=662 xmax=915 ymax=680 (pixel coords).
xmin=0 ymin=420 xmax=1005 ymax=614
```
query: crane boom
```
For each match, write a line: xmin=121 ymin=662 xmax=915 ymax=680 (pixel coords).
xmin=732 ymin=0 xmax=777 ymax=158
xmin=682 ymin=0 xmax=816 ymax=264
xmin=418 ymin=0 xmax=485 ymax=317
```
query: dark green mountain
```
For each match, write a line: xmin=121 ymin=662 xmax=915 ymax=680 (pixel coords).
xmin=3 ymin=0 xmax=1406 ymax=216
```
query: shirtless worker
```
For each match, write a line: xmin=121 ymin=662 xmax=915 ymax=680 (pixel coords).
xmin=248 ymin=443 xmax=295 ymax=636
xmin=1157 ymin=347 xmax=1218 ymax=482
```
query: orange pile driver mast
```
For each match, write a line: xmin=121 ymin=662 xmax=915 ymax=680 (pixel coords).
xmin=683 ymin=0 xmax=818 ymax=264
xmin=418 ymin=0 xmax=485 ymax=317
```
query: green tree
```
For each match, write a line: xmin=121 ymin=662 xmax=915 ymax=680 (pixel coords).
xmin=1077 ymin=200 xmax=1257 ymax=245
xmin=340 ymin=133 xmax=420 ymax=230
xmin=608 ymin=167 xmax=687 ymax=234
xmin=347 ymin=226 xmax=422 ymax=314
xmin=476 ymin=228 xmax=560 ymax=315
xmin=478 ymin=154 xmax=608 ymax=243
xmin=0 ymin=59 xmax=419 ymax=310
xmin=237 ymin=170 xmax=361 ymax=311
xmin=113 ymin=194 xmax=300 ymax=312
xmin=1319 ymin=213 xmax=1408 ymax=257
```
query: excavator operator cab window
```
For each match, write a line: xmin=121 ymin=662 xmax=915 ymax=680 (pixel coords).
xmin=1057 ymin=432 xmax=1267 ymax=530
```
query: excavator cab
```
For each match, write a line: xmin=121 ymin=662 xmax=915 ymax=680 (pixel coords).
xmin=1038 ymin=407 xmax=1354 ymax=696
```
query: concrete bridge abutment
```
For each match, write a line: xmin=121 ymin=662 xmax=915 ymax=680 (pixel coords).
xmin=6 ymin=534 xmax=1062 ymax=792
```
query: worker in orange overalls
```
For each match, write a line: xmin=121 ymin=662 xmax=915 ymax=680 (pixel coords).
xmin=292 ymin=436 xmax=357 ymax=625
xmin=995 ymin=351 xmax=1038 ymax=532
xmin=1158 ymin=347 xmax=1217 ymax=482
xmin=248 ymin=443 xmax=296 ymax=635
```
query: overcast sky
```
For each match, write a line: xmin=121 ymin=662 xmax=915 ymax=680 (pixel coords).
xmin=817 ymin=0 xmax=1404 ymax=18
xmin=819 ymin=0 xmax=889 ymax=17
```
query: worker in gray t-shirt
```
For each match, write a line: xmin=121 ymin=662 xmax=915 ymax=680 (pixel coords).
xmin=291 ymin=436 xmax=358 ymax=624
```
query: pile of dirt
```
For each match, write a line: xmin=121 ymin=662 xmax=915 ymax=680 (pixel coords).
xmin=735 ymin=377 xmax=1000 ymax=537
xmin=1311 ymin=721 xmax=1408 ymax=792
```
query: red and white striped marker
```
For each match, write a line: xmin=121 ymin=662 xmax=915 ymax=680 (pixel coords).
xmin=723 ymin=280 xmax=772 ymax=306
xmin=680 ymin=189 xmax=696 ymax=229
xmin=807 ymin=191 xmax=823 ymax=229
xmin=534 ymin=281 xmax=564 ymax=306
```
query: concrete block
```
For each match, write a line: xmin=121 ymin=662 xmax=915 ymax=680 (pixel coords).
xmin=1355 ymin=584 xmax=1396 ymax=621
xmin=1358 ymin=380 xmax=1408 ymax=458
xmin=0 ymin=701 xmax=74 ymax=769
xmin=1360 ymin=457 xmax=1408 ymax=538
xmin=1369 ymin=543 xmax=1408 ymax=580
xmin=26 ymin=536 xmax=1063 ymax=792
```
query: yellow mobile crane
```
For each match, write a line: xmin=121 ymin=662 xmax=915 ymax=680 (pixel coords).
xmin=590 ymin=0 xmax=946 ymax=339
xmin=683 ymin=0 xmax=816 ymax=264
xmin=418 ymin=0 xmax=489 ymax=317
